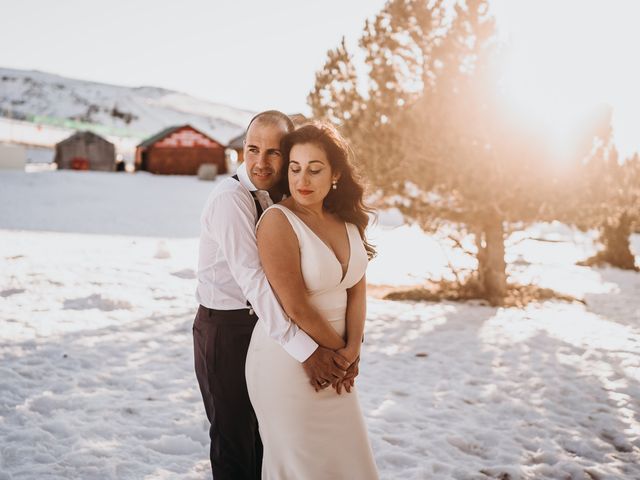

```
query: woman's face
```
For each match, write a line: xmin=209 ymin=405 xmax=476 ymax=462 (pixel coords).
xmin=288 ymin=142 xmax=338 ymax=208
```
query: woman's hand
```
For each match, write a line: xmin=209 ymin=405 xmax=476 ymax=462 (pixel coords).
xmin=336 ymin=346 xmax=359 ymax=364
xmin=333 ymin=347 xmax=360 ymax=394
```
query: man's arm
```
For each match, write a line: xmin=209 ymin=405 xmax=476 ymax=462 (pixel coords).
xmin=206 ymin=189 xmax=317 ymax=362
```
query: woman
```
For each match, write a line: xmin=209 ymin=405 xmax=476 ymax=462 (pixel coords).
xmin=245 ymin=123 xmax=379 ymax=479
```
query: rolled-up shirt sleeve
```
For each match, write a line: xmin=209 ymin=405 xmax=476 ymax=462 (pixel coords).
xmin=204 ymin=189 xmax=318 ymax=362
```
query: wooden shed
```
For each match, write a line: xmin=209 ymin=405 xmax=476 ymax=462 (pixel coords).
xmin=135 ymin=125 xmax=226 ymax=175
xmin=54 ymin=131 xmax=116 ymax=171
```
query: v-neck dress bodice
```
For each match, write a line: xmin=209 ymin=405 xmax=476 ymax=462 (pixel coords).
xmin=245 ymin=204 xmax=378 ymax=479
xmin=263 ymin=204 xmax=368 ymax=323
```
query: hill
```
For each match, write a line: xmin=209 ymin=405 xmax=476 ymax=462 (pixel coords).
xmin=0 ymin=67 xmax=254 ymax=144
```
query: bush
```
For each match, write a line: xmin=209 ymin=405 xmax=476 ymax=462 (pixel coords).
xmin=198 ymin=164 xmax=218 ymax=181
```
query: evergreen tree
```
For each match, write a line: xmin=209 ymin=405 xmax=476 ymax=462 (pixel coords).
xmin=559 ymin=108 xmax=640 ymax=270
xmin=310 ymin=0 xmax=562 ymax=305
xmin=308 ymin=37 xmax=363 ymax=132
xmin=310 ymin=0 xmax=445 ymax=189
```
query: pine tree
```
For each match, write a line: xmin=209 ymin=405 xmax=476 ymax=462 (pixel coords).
xmin=308 ymin=37 xmax=363 ymax=131
xmin=559 ymin=108 xmax=640 ymax=270
xmin=310 ymin=0 xmax=562 ymax=305
xmin=310 ymin=0 xmax=445 ymax=190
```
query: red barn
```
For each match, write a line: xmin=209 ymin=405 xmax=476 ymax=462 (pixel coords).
xmin=135 ymin=125 xmax=226 ymax=175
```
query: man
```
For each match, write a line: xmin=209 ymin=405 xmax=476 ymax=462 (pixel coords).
xmin=193 ymin=110 xmax=351 ymax=479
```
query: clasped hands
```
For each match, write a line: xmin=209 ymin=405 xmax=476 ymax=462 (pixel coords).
xmin=302 ymin=346 xmax=360 ymax=395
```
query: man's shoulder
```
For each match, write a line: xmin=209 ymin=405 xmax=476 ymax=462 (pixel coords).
xmin=208 ymin=176 xmax=250 ymax=201
xmin=202 ymin=175 xmax=252 ymax=214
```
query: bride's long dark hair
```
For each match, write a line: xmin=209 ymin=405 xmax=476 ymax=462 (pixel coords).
xmin=281 ymin=122 xmax=376 ymax=260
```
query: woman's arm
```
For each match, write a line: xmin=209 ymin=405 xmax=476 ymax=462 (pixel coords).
xmin=333 ymin=274 xmax=366 ymax=394
xmin=340 ymin=274 xmax=367 ymax=363
xmin=257 ymin=209 xmax=346 ymax=350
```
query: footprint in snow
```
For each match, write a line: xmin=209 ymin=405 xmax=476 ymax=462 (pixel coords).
xmin=0 ymin=288 xmax=25 ymax=298
xmin=447 ymin=435 xmax=488 ymax=458
xmin=63 ymin=293 xmax=132 ymax=311
xmin=600 ymin=429 xmax=633 ymax=453
xmin=171 ymin=269 xmax=196 ymax=279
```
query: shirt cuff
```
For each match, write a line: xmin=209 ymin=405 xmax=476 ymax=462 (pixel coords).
xmin=282 ymin=329 xmax=318 ymax=362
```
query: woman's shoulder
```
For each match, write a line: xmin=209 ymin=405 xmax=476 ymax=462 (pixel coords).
xmin=258 ymin=204 xmax=288 ymax=227
xmin=257 ymin=203 xmax=298 ymax=237
xmin=264 ymin=202 xmax=290 ymax=214
xmin=263 ymin=199 xmax=307 ymax=225
xmin=260 ymin=203 xmax=294 ymax=224
xmin=257 ymin=206 xmax=303 ymax=252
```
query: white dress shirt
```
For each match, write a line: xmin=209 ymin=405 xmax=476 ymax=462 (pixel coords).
xmin=196 ymin=162 xmax=318 ymax=362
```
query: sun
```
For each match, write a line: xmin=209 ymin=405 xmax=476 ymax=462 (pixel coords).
xmin=491 ymin=0 xmax=640 ymax=159
xmin=498 ymin=45 xmax=606 ymax=162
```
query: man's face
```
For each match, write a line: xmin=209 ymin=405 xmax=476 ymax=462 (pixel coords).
xmin=243 ymin=121 xmax=287 ymax=193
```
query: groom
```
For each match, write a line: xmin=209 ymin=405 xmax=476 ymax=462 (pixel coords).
xmin=193 ymin=110 xmax=352 ymax=479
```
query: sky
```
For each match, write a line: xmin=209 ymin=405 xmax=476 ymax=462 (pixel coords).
xmin=1 ymin=0 xmax=639 ymax=155
xmin=491 ymin=0 xmax=640 ymax=158
xmin=0 ymin=0 xmax=387 ymax=114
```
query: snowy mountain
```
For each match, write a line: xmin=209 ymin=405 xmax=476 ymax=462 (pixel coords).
xmin=0 ymin=67 xmax=254 ymax=144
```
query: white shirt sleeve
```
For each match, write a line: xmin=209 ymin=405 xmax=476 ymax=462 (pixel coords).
xmin=204 ymin=189 xmax=318 ymax=362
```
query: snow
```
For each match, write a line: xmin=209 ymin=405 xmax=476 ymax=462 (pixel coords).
xmin=0 ymin=171 xmax=213 ymax=237
xmin=1 ymin=170 xmax=639 ymax=479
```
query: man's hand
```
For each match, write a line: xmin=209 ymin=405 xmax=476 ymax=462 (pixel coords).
xmin=302 ymin=347 xmax=350 ymax=392
xmin=335 ymin=356 xmax=359 ymax=395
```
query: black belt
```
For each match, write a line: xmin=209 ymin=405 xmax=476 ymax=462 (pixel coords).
xmin=199 ymin=305 xmax=258 ymax=323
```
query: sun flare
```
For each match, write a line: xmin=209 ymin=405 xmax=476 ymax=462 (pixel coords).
xmin=492 ymin=0 xmax=640 ymax=159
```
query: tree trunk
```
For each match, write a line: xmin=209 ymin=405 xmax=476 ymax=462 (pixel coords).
xmin=476 ymin=213 xmax=507 ymax=305
xmin=599 ymin=212 xmax=637 ymax=270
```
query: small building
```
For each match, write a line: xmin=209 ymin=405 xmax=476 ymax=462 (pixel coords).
xmin=26 ymin=146 xmax=55 ymax=165
xmin=54 ymin=131 xmax=116 ymax=171
xmin=0 ymin=143 xmax=27 ymax=170
xmin=227 ymin=132 xmax=245 ymax=165
xmin=135 ymin=125 xmax=226 ymax=175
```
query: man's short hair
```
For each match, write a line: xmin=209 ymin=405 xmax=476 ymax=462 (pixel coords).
xmin=246 ymin=110 xmax=295 ymax=135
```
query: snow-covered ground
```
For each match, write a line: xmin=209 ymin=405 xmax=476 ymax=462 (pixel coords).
xmin=1 ymin=171 xmax=639 ymax=479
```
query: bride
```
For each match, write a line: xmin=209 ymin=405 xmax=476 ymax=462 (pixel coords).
xmin=245 ymin=123 xmax=379 ymax=479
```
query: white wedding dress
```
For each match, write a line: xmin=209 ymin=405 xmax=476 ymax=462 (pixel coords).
xmin=245 ymin=204 xmax=379 ymax=479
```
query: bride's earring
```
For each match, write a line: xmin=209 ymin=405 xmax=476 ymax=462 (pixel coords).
xmin=332 ymin=179 xmax=338 ymax=190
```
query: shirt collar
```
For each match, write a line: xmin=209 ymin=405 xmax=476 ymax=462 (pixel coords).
xmin=236 ymin=162 xmax=258 ymax=192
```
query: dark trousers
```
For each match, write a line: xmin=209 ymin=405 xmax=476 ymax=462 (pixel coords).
xmin=193 ymin=305 xmax=263 ymax=479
